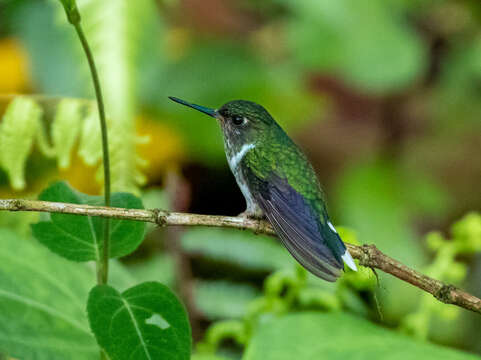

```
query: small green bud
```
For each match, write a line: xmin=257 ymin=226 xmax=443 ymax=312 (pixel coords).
xmin=444 ymin=262 xmax=467 ymax=283
xmin=297 ymin=288 xmax=341 ymax=311
xmin=264 ymin=267 xmax=301 ymax=298
xmin=426 ymin=231 xmax=446 ymax=251
xmin=246 ymin=296 xmax=287 ymax=320
xmin=343 ymin=265 xmax=377 ymax=290
xmin=436 ymin=303 xmax=459 ymax=320
xmin=198 ymin=320 xmax=246 ymax=353
xmin=451 ymin=212 xmax=481 ymax=254
xmin=337 ymin=226 xmax=359 ymax=245
xmin=401 ymin=313 xmax=429 ymax=339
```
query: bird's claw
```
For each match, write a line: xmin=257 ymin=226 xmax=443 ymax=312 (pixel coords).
xmin=238 ymin=210 xmax=265 ymax=220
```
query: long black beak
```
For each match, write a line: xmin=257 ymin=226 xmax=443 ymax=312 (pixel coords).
xmin=168 ymin=96 xmax=217 ymax=118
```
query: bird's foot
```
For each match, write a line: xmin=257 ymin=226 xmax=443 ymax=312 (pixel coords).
xmin=238 ymin=210 xmax=265 ymax=220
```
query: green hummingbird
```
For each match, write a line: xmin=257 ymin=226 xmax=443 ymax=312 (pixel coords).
xmin=169 ymin=96 xmax=357 ymax=281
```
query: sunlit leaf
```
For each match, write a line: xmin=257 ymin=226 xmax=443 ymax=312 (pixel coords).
xmin=15 ymin=0 xmax=160 ymax=192
xmin=0 ymin=97 xmax=42 ymax=190
xmin=78 ymin=104 xmax=102 ymax=166
xmin=52 ymin=98 xmax=83 ymax=169
xmin=73 ymin=0 xmax=159 ymax=192
xmin=87 ymin=282 xmax=191 ymax=360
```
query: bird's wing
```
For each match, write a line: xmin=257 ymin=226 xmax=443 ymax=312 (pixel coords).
xmin=244 ymin=167 xmax=345 ymax=281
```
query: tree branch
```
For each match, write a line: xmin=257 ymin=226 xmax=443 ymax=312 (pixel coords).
xmin=1 ymin=198 xmax=480 ymax=315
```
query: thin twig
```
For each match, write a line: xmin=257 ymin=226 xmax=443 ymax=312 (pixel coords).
xmin=0 ymin=198 xmax=480 ymax=315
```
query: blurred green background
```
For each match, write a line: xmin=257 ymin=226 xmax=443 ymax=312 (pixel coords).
xmin=0 ymin=0 xmax=480 ymax=358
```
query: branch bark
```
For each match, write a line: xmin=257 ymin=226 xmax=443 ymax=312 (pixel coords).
xmin=1 ymin=198 xmax=480 ymax=315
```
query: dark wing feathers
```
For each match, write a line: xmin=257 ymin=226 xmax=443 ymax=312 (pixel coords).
xmin=246 ymin=169 xmax=344 ymax=282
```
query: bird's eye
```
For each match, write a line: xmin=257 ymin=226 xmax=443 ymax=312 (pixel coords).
xmin=232 ymin=115 xmax=245 ymax=126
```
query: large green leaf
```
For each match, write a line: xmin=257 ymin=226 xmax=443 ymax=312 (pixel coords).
xmin=0 ymin=228 xmax=96 ymax=359
xmin=31 ymin=181 xmax=145 ymax=261
xmin=244 ymin=312 xmax=481 ymax=360
xmin=284 ymin=0 xmax=426 ymax=93
xmin=0 ymin=227 xmax=137 ymax=359
xmin=75 ymin=0 xmax=158 ymax=191
xmin=87 ymin=282 xmax=191 ymax=360
xmin=436 ymin=37 xmax=481 ymax=127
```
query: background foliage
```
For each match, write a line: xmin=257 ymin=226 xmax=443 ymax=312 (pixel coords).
xmin=0 ymin=0 xmax=480 ymax=358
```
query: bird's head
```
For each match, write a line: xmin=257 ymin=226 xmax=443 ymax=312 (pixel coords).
xmin=169 ymin=97 xmax=276 ymax=152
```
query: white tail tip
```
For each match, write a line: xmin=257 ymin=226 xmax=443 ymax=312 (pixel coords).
xmin=342 ymin=250 xmax=357 ymax=271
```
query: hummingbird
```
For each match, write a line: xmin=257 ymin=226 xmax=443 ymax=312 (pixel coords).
xmin=169 ymin=96 xmax=357 ymax=281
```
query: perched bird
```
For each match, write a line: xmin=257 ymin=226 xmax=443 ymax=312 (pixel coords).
xmin=169 ymin=97 xmax=357 ymax=281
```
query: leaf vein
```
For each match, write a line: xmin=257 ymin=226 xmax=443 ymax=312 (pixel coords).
xmin=0 ymin=289 xmax=89 ymax=333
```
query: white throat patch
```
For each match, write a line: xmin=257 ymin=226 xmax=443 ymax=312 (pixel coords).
xmin=228 ymin=143 xmax=255 ymax=171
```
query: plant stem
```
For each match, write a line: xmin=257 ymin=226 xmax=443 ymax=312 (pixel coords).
xmin=72 ymin=23 xmax=111 ymax=285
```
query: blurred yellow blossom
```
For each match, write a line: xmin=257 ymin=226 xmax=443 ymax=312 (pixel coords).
xmin=59 ymin=153 xmax=102 ymax=195
xmin=0 ymin=38 xmax=30 ymax=93
xmin=136 ymin=115 xmax=185 ymax=183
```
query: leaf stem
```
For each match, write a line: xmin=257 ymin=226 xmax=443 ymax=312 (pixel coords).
xmin=71 ymin=20 xmax=111 ymax=285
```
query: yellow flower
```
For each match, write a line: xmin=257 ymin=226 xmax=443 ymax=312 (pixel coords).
xmin=136 ymin=115 xmax=185 ymax=183
xmin=0 ymin=38 xmax=30 ymax=93
xmin=59 ymin=153 xmax=102 ymax=195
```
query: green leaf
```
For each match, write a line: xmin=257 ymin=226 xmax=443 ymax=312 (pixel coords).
xmin=31 ymin=181 xmax=145 ymax=261
xmin=0 ymin=96 xmax=43 ymax=190
xmin=78 ymin=104 xmax=102 ymax=166
xmin=52 ymin=98 xmax=83 ymax=169
xmin=195 ymin=281 xmax=260 ymax=320
xmin=87 ymin=282 xmax=191 ymax=360
xmin=73 ymin=0 xmax=158 ymax=192
xmin=15 ymin=0 xmax=159 ymax=192
xmin=181 ymin=228 xmax=293 ymax=271
xmin=128 ymin=254 xmax=175 ymax=287
xmin=0 ymin=228 xmax=97 ymax=359
xmin=0 ymin=227 xmax=137 ymax=359
xmin=285 ymin=0 xmax=426 ymax=94
xmin=244 ymin=312 xmax=481 ymax=360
